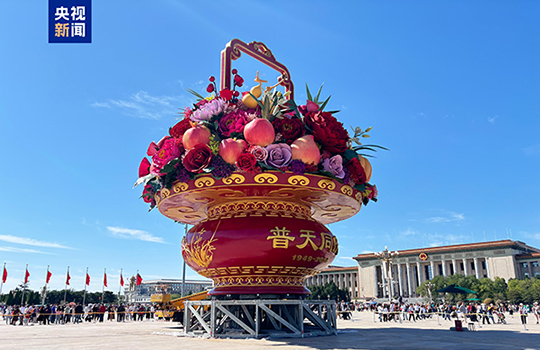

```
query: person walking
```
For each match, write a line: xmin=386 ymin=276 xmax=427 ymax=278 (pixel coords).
xmin=533 ymin=302 xmax=540 ymax=324
xmin=519 ymin=303 xmax=528 ymax=329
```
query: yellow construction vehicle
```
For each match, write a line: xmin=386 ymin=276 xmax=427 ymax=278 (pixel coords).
xmin=152 ymin=291 xmax=209 ymax=320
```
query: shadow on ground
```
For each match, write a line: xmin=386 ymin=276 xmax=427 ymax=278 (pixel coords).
xmin=264 ymin=327 xmax=537 ymax=350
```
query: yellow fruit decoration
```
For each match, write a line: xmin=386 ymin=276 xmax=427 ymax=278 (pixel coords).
xmin=242 ymin=71 xmax=267 ymax=108
xmin=359 ymin=155 xmax=372 ymax=182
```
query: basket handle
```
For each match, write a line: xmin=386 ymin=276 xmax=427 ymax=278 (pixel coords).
xmin=220 ymin=39 xmax=294 ymax=100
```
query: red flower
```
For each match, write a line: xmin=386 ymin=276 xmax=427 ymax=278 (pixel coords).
xmin=182 ymin=143 xmax=213 ymax=173
xmin=139 ymin=158 xmax=151 ymax=177
xmin=219 ymin=89 xmax=233 ymax=101
xmin=272 ymin=115 xmax=305 ymax=144
xmin=346 ymin=157 xmax=367 ymax=185
xmin=304 ymin=111 xmax=348 ymax=154
xmin=142 ymin=184 xmax=156 ymax=205
xmin=236 ymin=152 xmax=259 ymax=173
xmin=169 ymin=118 xmax=192 ymax=139
xmin=234 ymin=75 xmax=244 ymax=87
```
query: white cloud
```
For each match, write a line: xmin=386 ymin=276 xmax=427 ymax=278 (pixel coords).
xmin=0 ymin=246 xmax=50 ymax=254
xmin=92 ymin=91 xmax=187 ymax=120
xmin=360 ymin=250 xmax=374 ymax=254
xmin=107 ymin=226 xmax=165 ymax=244
xmin=401 ymin=228 xmax=418 ymax=236
xmin=487 ymin=115 xmax=498 ymax=124
xmin=0 ymin=234 xmax=72 ymax=249
xmin=424 ymin=211 xmax=465 ymax=223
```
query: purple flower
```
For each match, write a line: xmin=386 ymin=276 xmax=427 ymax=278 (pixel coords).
xmin=289 ymin=160 xmax=306 ymax=175
xmin=322 ymin=155 xmax=345 ymax=179
xmin=218 ymin=110 xmax=248 ymax=137
xmin=265 ymin=143 xmax=292 ymax=168
xmin=191 ymin=98 xmax=227 ymax=122
xmin=209 ymin=156 xmax=234 ymax=179
xmin=342 ymin=168 xmax=351 ymax=185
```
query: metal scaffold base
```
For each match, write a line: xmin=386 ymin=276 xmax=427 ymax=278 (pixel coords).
xmin=183 ymin=299 xmax=337 ymax=339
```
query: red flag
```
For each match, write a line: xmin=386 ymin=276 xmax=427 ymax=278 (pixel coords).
xmin=24 ymin=268 xmax=30 ymax=284
xmin=2 ymin=267 xmax=7 ymax=284
xmin=136 ymin=273 xmax=142 ymax=286
xmin=86 ymin=273 xmax=90 ymax=285
xmin=46 ymin=271 xmax=52 ymax=284
xmin=104 ymin=273 xmax=108 ymax=287
xmin=66 ymin=271 xmax=71 ymax=286
xmin=120 ymin=274 xmax=124 ymax=287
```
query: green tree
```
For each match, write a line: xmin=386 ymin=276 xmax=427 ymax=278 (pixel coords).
xmin=307 ymin=282 xmax=349 ymax=301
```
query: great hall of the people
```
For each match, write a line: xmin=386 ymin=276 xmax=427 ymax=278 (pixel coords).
xmin=305 ymin=240 xmax=540 ymax=300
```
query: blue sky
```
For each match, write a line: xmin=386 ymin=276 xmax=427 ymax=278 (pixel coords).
xmin=0 ymin=1 xmax=539 ymax=293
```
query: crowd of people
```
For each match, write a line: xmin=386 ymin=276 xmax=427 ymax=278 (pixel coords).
xmin=336 ymin=300 xmax=540 ymax=326
xmin=0 ymin=303 xmax=158 ymax=326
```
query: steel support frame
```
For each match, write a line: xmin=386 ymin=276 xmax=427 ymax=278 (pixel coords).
xmin=183 ymin=299 xmax=337 ymax=338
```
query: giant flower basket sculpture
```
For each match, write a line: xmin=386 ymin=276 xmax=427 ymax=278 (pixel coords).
xmin=136 ymin=39 xmax=383 ymax=295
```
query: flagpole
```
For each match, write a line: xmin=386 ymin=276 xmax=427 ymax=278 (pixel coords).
xmin=83 ymin=267 xmax=88 ymax=306
xmin=102 ymin=268 xmax=106 ymax=303
xmin=21 ymin=264 xmax=28 ymax=305
xmin=63 ymin=266 xmax=69 ymax=304
xmin=41 ymin=265 xmax=50 ymax=305
xmin=0 ymin=262 xmax=5 ymax=296
xmin=118 ymin=268 xmax=123 ymax=305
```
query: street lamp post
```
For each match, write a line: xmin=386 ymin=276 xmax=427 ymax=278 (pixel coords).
xmin=374 ymin=246 xmax=399 ymax=301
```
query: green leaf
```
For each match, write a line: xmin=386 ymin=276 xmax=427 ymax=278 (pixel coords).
xmin=319 ymin=95 xmax=331 ymax=111
xmin=160 ymin=158 xmax=180 ymax=175
xmin=249 ymin=92 xmax=264 ymax=110
xmin=315 ymin=83 xmax=325 ymax=103
xmin=362 ymin=144 xmax=390 ymax=151
xmin=186 ymin=88 xmax=205 ymax=101
xmin=354 ymin=183 xmax=366 ymax=192
xmin=353 ymin=146 xmax=378 ymax=152
xmin=305 ymin=83 xmax=313 ymax=101
xmin=342 ymin=148 xmax=358 ymax=162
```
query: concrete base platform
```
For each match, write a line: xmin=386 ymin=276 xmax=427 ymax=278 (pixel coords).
xmin=1 ymin=312 xmax=539 ymax=349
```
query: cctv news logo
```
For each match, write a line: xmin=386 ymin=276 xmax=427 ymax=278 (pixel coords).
xmin=49 ymin=0 xmax=92 ymax=43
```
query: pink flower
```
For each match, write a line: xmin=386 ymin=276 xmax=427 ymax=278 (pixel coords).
xmin=249 ymin=145 xmax=268 ymax=162
xmin=322 ymin=155 xmax=345 ymax=179
xmin=306 ymin=100 xmax=319 ymax=113
xmin=150 ymin=138 xmax=184 ymax=175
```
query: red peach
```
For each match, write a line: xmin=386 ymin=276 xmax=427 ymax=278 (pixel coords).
xmin=219 ymin=138 xmax=248 ymax=164
xmin=291 ymin=135 xmax=321 ymax=165
xmin=182 ymin=125 xmax=211 ymax=150
xmin=244 ymin=118 xmax=275 ymax=147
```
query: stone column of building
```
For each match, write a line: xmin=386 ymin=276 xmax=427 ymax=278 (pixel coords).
xmin=388 ymin=265 xmax=394 ymax=300
xmin=398 ymin=264 xmax=403 ymax=296
xmin=528 ymin=261 xmax=533 ymax=278
xmin=485 ymin=258 xmax=490 ymax=278
xmin=416 ymin=261 xmax=422 ymax=286
xmin=474 ymin=258 xmax=480 ymax=279
xmin=429 ymin=260 xmax=435 ymax=279
xmin=406 ymin=263 xmax=412 ymax=297
xmin=463 ymin=258 xmax=469 ymax=276
xmin=381 ymin=261 xmax=387 ymax=298
xmin=452 ymin=259 xmax=457 ymax=276
xmin=442 ymin=260 xmax=447 ymax=276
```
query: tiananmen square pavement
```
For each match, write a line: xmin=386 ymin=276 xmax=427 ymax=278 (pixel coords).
xmin=1 ymin=311 xmax=539 ymax=350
